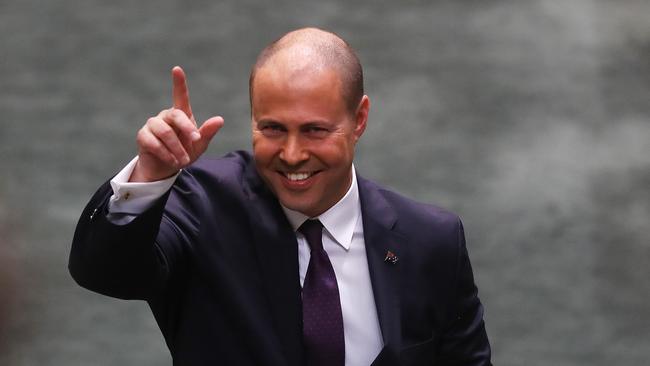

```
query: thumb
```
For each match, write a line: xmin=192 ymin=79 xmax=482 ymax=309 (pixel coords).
xmin=193 ymin=116 xmax=224 ymax=154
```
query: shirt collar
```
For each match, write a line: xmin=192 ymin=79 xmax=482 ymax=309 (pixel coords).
xmin=281 ymin=165 xmax=361 ymax=251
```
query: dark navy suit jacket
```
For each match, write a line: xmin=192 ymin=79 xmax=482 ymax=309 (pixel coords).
xmin=69 ymin=151 xmax=491 ymax=365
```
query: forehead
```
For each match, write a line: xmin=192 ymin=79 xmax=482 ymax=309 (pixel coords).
xmin=251 ymin=63 xmax=347 ymax=117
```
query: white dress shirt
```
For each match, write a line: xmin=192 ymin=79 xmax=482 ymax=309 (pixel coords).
xmin=108 ymin=157 xmax=384 ymax=365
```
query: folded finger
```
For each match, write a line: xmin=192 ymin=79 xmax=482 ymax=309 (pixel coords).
xmin=147 ymin=118 xmax=190 ymax=165
xmin=137 ymin=127 xmax=179 ymax=168
xmin=162 ymin=109 xmax=201 ymax=143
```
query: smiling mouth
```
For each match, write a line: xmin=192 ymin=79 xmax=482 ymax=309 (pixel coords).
xmin=279 ymin=171 xmax=320 ymax=182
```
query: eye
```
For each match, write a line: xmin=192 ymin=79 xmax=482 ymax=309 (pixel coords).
xmin=258 ymin=123 xmax=286 ymax=137
xmin=303 ymin=126 xmax=329 ymax=138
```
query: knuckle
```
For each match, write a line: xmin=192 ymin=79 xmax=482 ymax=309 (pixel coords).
xmin=159 ymin=127 xmax=175 ymax=140
xmin=136 ymin=128 xmax=149 ymax=144
xmin=146 ymin=117 xmax=162 ymax=127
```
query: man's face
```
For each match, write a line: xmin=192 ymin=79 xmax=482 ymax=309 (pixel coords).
xmin=251 ymin=65 xmax=368 ymax=217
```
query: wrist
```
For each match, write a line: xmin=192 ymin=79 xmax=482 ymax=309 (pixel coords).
xmin=129 ymin=160 xmax=179 ymax=182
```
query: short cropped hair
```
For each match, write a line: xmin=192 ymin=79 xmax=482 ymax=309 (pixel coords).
xmin=249 ymin=28 xmax=364 ymax=115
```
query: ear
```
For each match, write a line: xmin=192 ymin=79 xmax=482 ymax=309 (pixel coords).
xmin=352 ymin=95 xmax=370 ymax=142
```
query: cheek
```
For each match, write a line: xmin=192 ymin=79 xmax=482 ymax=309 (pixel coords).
xmin=252 ymin=137 xmax=278 ymax=164
xmin=325 ymin=138 xmax=355 ymax=159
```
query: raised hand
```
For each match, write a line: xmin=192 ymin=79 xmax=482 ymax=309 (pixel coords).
xmin=130 ymin=66 xmax=224 ymax=182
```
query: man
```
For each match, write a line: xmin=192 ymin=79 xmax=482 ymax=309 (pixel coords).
xmin=70 ymin=28 xmax=491 ymax=365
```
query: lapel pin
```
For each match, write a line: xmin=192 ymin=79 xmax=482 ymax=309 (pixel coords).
xmin=384 ymin=250 xmax=398 ymax=264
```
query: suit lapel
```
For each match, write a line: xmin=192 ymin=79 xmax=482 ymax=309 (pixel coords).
xmin=358 ymin=177 xmax=404 ymax=361
xmin=244 ymin=168 xmax=304 ymax=366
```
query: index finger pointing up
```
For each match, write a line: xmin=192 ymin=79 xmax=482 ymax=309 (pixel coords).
xmin=172 ymin=66 xmax=194 ymax=119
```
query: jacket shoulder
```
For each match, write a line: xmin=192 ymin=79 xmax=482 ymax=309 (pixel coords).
xmin=185 ymin=150 xmax=253 ymax=181
xmin=173 ymin=150 xmax=258 ymax=196
xmin=360 ymin=177 xmax=461 ymax=231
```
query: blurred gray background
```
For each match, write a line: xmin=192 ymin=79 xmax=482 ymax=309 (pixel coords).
xmin=1 ymin=0 xmax=649 ymax=365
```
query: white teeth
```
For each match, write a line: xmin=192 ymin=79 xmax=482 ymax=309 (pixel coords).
xmin=286 ymin=172 xmax=312 ymax=181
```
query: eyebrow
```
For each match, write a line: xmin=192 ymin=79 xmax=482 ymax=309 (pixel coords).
xmin=255 ymin=118 xmax=333 ymax=126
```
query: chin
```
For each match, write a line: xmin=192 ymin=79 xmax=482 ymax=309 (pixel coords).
xmin=278 ymin=197 xmax=316 ymax=216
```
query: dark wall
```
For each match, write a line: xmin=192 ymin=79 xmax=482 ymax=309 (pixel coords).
xmin=1 ymin=1 xmax=649 ymax=365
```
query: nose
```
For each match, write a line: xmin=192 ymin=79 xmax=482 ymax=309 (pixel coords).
xmin=279 ymin=134 xmax=309 ymax=166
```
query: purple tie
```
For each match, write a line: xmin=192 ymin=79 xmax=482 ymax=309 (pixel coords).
xmin=299 ymin=219 xmax=345 ymax=366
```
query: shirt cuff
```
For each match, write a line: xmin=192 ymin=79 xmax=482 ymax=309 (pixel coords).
xmin=108 ymin=156 xmax=180 ymax=215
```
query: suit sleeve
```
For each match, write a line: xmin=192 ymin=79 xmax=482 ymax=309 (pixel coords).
xmin=68 ymin=179 xmax=185 ymax=300
xmin=437 ymin=218 xmax=492 ymax=366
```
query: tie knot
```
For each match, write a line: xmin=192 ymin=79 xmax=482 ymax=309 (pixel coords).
xmin=299 ymin=219 xmax=323 ymax=251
